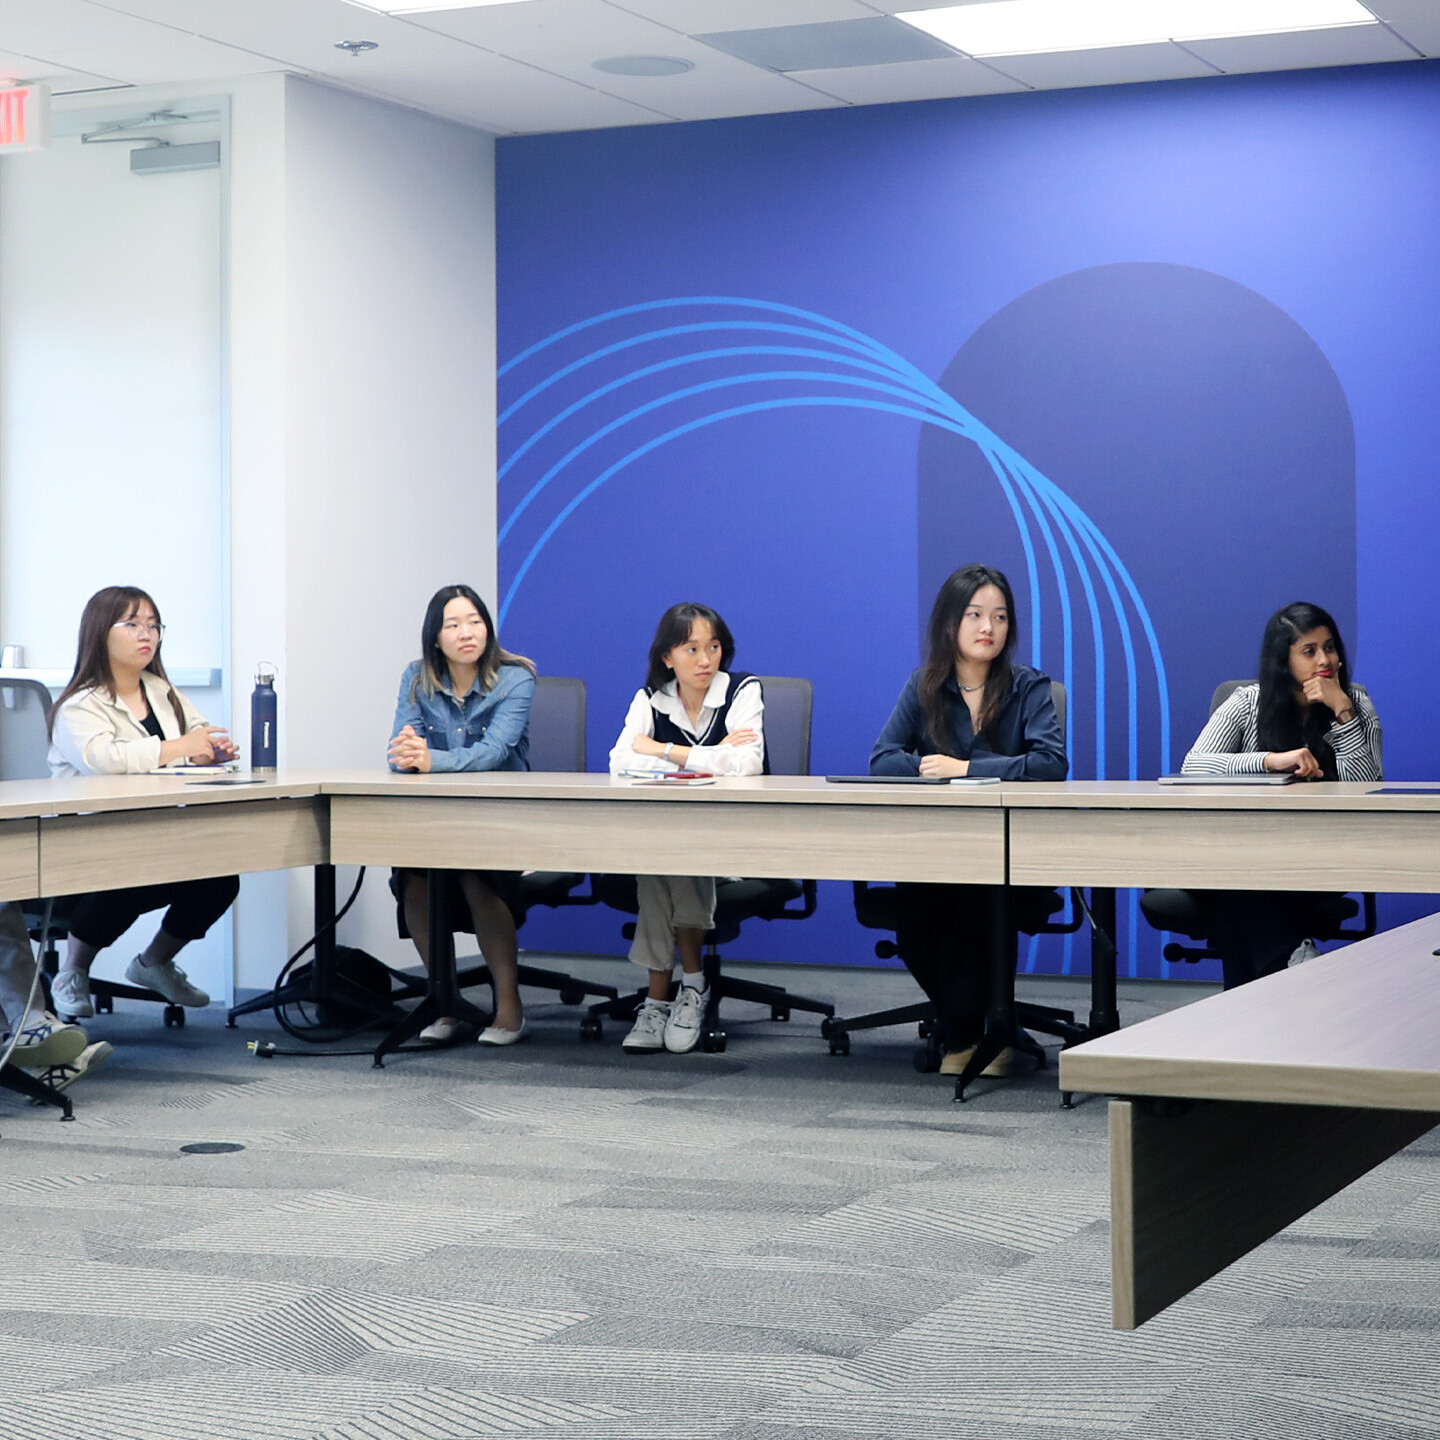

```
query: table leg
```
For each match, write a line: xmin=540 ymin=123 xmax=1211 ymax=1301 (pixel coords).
xmin=371 ymin=868 xmax=490 ymax=1068
xmin=952 ymin=883 xmax=1015 ymax=1102
xmin=1088 ymin=886 xmax=1120 ymax=1037
xmin=1110 ymin=1096 xmax=1439 ymax=1328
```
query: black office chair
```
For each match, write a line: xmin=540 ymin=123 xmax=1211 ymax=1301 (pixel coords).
xmin=583 ymin=676 xmax=833 ymax=1051
xmin=451 ymin=676 xmax=618 ymax=1010
xmin=1139 ymin=679 xmax=1378 ymax=965
xmin=821 ymin=681 xmax=1090 ymax=1071
xmin=0 ymin=678 xmax=188 ymax=1026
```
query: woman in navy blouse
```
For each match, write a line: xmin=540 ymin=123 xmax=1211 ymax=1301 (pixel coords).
xmin=870 ymin=564 xmax=1066 ymax=1075
xmin=388 ymin=584 xmax=535 ymax=1046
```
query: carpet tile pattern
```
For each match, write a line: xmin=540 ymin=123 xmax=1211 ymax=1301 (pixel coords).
xmin=2 ymin=958 xmax=1439 ymax=1440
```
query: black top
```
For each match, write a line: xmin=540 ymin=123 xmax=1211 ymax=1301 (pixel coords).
xmin=870 ymin=664 xmax=1068 ymax=781
xmin=139 ymin=701 xmax=165 ymax=741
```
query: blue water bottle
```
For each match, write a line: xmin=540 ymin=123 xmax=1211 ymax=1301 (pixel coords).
xmin=251 ymin=663 xmax=277 ymax=772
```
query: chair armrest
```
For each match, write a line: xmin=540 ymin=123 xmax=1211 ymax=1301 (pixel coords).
xmin=1333 ymin=892 xmax=1378 ymax=941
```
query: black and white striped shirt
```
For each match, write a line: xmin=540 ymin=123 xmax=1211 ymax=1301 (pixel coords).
xmin=1180 ymin=683 xmax=1382 ymax=780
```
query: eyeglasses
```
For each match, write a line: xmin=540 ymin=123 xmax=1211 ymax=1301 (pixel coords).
xmin=113 ymin=620 xmax=165 ymax=639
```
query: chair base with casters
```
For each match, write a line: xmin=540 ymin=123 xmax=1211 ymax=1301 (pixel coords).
xmin=581 ymin=874 xmax=833 ymax=1050
xmin=822 ymin=882 xmax=1096 ymax=1081
xmin=0 ymin=1061 xmax=75 ymax=1119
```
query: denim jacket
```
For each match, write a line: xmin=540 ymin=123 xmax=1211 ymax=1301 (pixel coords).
xmin=389 ymin=660 xmax=534 ymax=773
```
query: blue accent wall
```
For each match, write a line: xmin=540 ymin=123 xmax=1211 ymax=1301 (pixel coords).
xmin=496 ymin=61 xmax=1440 ymax=981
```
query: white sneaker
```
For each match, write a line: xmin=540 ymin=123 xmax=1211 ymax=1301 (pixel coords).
xmin=30 ymin=1040 xmax=113 ymax=1097
xmin=1289 ymin=938 xmax=1321 ymax=966
xmin=622 ymin=1000 xmax=670 ymax=1053
xmin=664 ymin=985 xmax=707 ymax=1054
xmin=125 ymin=955 xmax=210 ymax=1008
xmin=50 ymin=968 xmax=94 ymax=1020
xmin=4 ymin=1012 xmax=87 ymax=1069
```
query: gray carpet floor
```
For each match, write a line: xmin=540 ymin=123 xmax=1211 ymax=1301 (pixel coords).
xmin=2 ymin=958 xmax=1438 ymax=1440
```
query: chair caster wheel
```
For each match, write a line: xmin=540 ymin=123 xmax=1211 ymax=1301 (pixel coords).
xmin=579 ymin=1017 xmax=603 ymax=1042
xmin=770 ymin=1006 xmax=790 ymax=1022
xmin=164 ymin=1005 xmax=185 ymax=1028
xmin=97 ymin=995 xmax=115 ymax=1016
xmin=828 ymin=1033 xmax=850 ymax=1056
xmin=701 ymin=1030 xmax=727 ymax=1053
xmin=1061 ymin=1091 xmax=1075 ymax=1110
xmin=820 ymin=1017 xmax=837 ymax=1039
xmin=225 ymin=1016 xmax=237 ymax=1028
xmin=913 ymin=1039 xmax=941 ymax=1074
xmin=559 ymin=985 xmax=585 ymax=1007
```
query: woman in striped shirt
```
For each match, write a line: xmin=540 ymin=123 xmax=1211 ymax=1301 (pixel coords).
xmin=1180 ymin=601 xmax=1382 ymax=986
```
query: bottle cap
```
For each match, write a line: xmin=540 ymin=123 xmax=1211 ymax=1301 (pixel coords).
xmin=255 ymin=662 xmax=277 ymax=685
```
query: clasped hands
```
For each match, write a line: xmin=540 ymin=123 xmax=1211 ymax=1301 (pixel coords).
xmin=183 ymin=725 xmax=239 ymax=765
xmin=389 ymin=724 xmax=433 ymax=773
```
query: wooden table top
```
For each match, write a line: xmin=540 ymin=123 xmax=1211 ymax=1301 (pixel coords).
xmin=1059 ymin=911 xmax=1440 ymax=1112
xmin=1005 ymin=780 xmax=1440 ymax=811
xmin=316 ymin=770 xmax=1013 ymax=807
xmin=0 ymin=772 xmax=326 ymax=823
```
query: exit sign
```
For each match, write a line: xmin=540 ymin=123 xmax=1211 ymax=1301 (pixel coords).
xmin=0 ymin=84 xmax=50 ymax=152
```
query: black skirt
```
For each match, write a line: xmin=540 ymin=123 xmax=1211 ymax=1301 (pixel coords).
xmin=389 ymin=868 xmax=526 ymax=937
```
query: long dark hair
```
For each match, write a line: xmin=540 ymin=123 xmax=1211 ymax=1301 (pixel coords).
xmin=919 ymin=564 xmax=1017 ymax=749
xmin=50 ymin=586 xmax=186 ymax=736
xmin=1256 ymin=601 xmax=1354 ymax=780
xmin=645 ymin=603 xmax=735 ymax=691
xmin=413 ymin=584 xmax=534 ymax=699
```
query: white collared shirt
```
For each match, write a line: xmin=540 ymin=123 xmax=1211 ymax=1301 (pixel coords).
xmin=49 ymin=670 xmax=209 ymax=777
xmin=608 ymin=672 xmax=765 ymax=777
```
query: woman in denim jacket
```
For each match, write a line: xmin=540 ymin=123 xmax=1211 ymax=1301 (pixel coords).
xmin=388 ymin=584 xmax=535 ymax=1046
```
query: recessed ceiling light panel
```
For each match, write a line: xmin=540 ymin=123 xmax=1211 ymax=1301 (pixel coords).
xmin=897 ymin=0 xmax=1380 ymax=57
xmin=592 ymin=56 xmax=695 ymax=77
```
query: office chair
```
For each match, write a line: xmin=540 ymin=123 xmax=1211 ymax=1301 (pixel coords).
xmin=821 ymin=681 xmax=1091 ymax=1071
xmin=582 ymin=676 xmax=833 ymax=1051
xmin=1139 ymin=680 xmax=1378 ymax=965
xmin=0 ymin=678 xmax=189 ymax=1026
xmin=451 ymin=676 xmax=618 ymax=1010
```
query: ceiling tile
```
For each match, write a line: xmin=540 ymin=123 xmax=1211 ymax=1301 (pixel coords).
xmin=0 ymin=43 xmax=120 ymax=89
xmin=1183 ymin=22 xmax=1420 ymax=74
xmin=697 ymin=16 xmax=957 ymax=71
xmin=322 ymin=55 xmax=673 ymax=134
xmin=609 ymin=0 xmax=876 ymax=29
xmin=1368 ymin=1 xmax=1440 ymax=56
xmin=562 ymin=63 xmax=848 ymax=122
xmin=792 ymin=52 xmax=1026 ymax=103
xmin=987 ymin=41 xmax=1219 ymax=90
xmin=398 ymin=0 xmax=680 ymax=57
xmin=38 ymin=33 xmax=284 ymax=85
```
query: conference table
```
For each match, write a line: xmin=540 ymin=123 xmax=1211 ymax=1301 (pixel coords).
xmin=5 ymin=769 xmax=1440 ymax=1325
xmin=1037 ymin=780 xmax=1440 ymax=1329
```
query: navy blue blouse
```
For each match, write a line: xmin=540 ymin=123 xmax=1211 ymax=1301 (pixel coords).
xmin=870 ymin=664 xmax=1068 ymax=781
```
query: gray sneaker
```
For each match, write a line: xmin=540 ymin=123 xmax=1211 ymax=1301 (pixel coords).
xmin=125 ymin=955 xmax=210 ymax=1008
xmin=50 ymin=968 xmax=94 ymax=1020
xmin=664 ymin=985 xmax=707 ymax=1054
xmin=622 ymin=1000 xmax=670 ymax=1053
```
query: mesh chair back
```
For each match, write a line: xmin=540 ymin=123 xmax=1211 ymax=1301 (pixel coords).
xmin=528 ymin=676 xmax=586 ymax=773
xmin=1050 ymin=681 xmax=1066 ymax=742
xmin=0 ymin=678 xmax=54 ymax=782
xmin=755 ymin=676 xmax=812 ymax=777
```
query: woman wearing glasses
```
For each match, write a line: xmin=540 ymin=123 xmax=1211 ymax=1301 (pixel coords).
xmin=46 ymin=586 xmax=239 ymax=1023
xmin=387 ymin=584 xmax=536 ymax=1046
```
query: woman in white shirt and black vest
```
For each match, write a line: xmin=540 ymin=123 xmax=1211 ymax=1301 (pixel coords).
xmin=46 ymin=586 xmax=240 ymax=1023
xmin=607 ymin=603 xmax=764 ymax=1054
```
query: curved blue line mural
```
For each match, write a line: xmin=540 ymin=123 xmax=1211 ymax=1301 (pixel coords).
xmin=498 ymin=296 xmax=1172 ymax=775
xmin=498 ymin=272 xmax=1357 ymax=979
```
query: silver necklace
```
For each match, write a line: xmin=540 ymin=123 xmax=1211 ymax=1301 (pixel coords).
xmin=958 ymin=681 xmax=984 ymax=693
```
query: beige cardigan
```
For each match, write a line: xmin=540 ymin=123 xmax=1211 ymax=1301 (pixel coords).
xmin=48 ymin=670 xmax=209 ymax=778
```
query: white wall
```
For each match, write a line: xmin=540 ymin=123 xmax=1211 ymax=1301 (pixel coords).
xmin=233 ymin=76 xmax=497 ymax=985
xmin=0 ymin=72 xmax=498 ymax=997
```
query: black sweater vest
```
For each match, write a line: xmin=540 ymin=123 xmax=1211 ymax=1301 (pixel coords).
xmin=647 ymin=671 xmax=769 ymax=774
